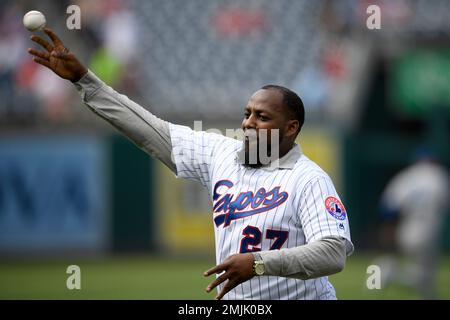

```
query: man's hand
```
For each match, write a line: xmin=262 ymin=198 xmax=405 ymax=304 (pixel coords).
xmin=204 ymin=253 xmax=255 ymax=300
xmin=27 ymin=28 xmax=88 ymax=82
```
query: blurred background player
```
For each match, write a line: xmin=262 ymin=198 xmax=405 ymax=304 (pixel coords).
xmin=374 ymin=146 xmax=450 ymax=299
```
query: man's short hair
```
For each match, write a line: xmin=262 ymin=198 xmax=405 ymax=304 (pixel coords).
xmin=261 ymin=85 xmax=305 ymax=135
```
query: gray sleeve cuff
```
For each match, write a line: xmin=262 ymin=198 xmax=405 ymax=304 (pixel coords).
xmin=73 ymin=70 xmax=105 ymax=100
xmin=254 ymin=250 xmax=283 ymax=275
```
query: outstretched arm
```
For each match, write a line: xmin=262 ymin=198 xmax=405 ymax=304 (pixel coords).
xmin=28 ymin=28 xmax=176 ymax=172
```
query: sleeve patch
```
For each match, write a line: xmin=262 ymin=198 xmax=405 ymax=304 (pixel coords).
xmin=325 ymin=196 xmax=347 ymax=220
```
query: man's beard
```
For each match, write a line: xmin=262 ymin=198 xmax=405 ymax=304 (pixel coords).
xmin=241 ymin=129 xmax=280 ymax=167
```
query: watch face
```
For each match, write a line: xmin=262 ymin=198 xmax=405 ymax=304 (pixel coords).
xmin=255 ymin=262 xmax=265 ymax=275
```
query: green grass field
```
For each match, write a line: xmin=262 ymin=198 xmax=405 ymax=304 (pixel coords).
xmin=1 ymin=254 xmax=449 ymax=299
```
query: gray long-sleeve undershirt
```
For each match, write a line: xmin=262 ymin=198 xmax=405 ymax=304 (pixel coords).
xmin=74 ymin=70 xmax=349 ymax=280
xmin=74 ymin=70 xmax=176 ymax=172
xmin=252 ymin=236 xmax=347 ymax=279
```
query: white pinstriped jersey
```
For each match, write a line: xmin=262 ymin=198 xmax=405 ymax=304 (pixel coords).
xmin=170 ymin=124 xmax=353 ymax=300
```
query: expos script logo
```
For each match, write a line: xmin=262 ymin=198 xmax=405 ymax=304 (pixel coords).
xmin=213 ymin=180 xmax=288 ymax=227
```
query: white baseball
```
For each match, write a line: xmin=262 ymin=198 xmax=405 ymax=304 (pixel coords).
xmin=23 ymin=11 xmax=46 ymax=32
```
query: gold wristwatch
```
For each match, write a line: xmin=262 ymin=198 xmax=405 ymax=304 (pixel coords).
xmin=253 ymin=260 xmax=265 ymax=276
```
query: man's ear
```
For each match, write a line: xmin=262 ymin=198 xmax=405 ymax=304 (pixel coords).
xmin=285 ymin=119 xmax=300 ymax=137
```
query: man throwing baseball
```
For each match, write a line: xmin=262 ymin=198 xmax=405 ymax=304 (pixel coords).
xmin=28 ymin=28 xmax=354 ymax=300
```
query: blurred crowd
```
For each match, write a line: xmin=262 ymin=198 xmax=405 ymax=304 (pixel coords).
xmin=0 ymin=0 xmax=138 ymax=127
xmin=1 ymin=0 xmax=450 ymax=128
xmin=0 ymin=0 xmax=364 ymax=128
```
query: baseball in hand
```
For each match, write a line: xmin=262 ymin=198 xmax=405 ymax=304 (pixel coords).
xmin=23 ymin=10 xmax=46 ymax=32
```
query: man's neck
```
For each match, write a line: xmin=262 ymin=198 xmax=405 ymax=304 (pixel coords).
xmin=243 ymin=143 xmax=296 ymax=168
